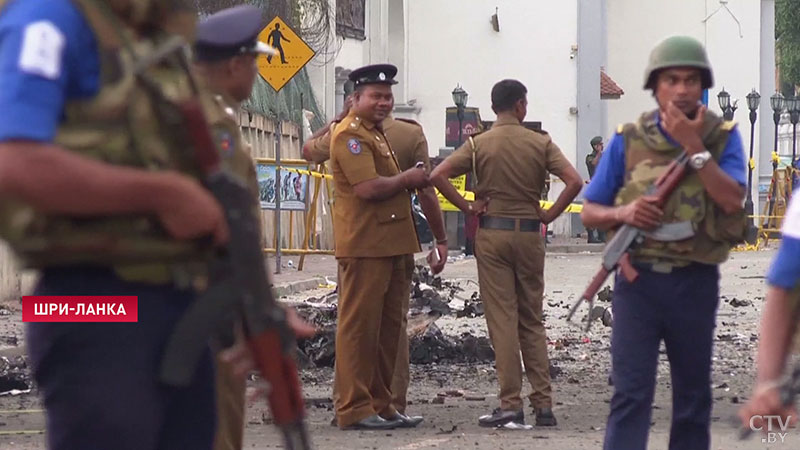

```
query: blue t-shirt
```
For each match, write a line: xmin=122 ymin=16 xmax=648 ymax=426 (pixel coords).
xmin=584 ymin=112 xmax=747 ymax=206
xmin=767 ymin=195 xmax=800 ymax=289
xmin=0 ymin=0 xmax=99 ymax=143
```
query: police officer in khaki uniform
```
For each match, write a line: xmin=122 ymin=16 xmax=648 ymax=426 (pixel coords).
xmin=330 ymin=64 xmax=429 ymax=430
xmin=193 ymin=7 xmax=316 ymax=449
xmin=303 ymin=98 xmax=448 ymax=420
xmin=193 ymin=7 xmax=269 ymax=450
xmin=431 ymin=79 xmax=582 ymax=427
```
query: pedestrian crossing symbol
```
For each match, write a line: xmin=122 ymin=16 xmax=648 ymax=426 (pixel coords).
xmin=257 ymin=17 xmax=316 ymax=92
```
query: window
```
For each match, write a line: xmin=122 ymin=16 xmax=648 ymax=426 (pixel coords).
xmin=336 ymin=0 xmax=366 ymax=40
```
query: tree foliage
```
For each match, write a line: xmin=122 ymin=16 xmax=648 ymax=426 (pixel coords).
xmin=777 ymin=0 xmax=800 ymax=90
xmin=194 ymin=0 xmax=334 ymax=55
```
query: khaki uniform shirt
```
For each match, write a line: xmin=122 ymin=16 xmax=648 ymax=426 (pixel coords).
xmin=202 ymin=93 xmax=260 ymax=199
xmin=306 ymin=117 xmax=430 ymax=171
xmin=447 ymin=116 xmax=571 ymax=219
xmin=200 ymin=91 xmax=263 ymax=246
xmin=330 ymin=112 xmax=420 ymax=258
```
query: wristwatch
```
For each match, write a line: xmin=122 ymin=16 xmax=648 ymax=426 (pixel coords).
xmin=689 ymin=150 xmax=712 ymax=170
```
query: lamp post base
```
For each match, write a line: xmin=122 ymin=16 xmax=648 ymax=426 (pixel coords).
xmin=744 ymin=198 xmax=757 ymax=244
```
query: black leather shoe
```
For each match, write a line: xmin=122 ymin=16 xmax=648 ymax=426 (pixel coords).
xmin=342 ymin=414 xmax=401 ymax=430
xmin=534 ymin=407 xmax=557 ymax=426
xmin=383 ymin=412 xmax=424 ymax=428
xmin=478 ymin=408 xmax=524 ymax=427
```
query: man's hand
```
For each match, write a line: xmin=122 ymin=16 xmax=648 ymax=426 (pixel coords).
xmin=660 ymin=102 xmax=706 ymax=153
xmin=468 ymin=197 xmax=489 ymax=216
xmin=617 ymin=196 xmax=663 ymax=230
xmin=286 ymin=307 xmax=317 ymax=338
xmin=155 ymin=173 xmax=229 ymax=245
xmin=739 ymin=382 xmax=798 ymax=434
xmin=220 ymin=307 xmax=317 ymax=379
xmin=401 ymin=167 xmax=429 ymax=190
xmin=427 ymin=243 xmax=448 ymax=274
xmin=535 ymin=202 xmax=557 ymax=225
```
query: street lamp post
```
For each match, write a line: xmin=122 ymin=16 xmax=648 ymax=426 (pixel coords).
xmin=717 ymin=88 xmax=738 ymax=121
xmin=767 ymin=92 xmax=785 ymax=223
xmin=452 ymin=85 xmax=468 ymax=146
xmin=744 ymin=89 xmax=760 ymax=243
xmin=787 ymin=96 xmax=800 ymax=165
xmin=786 ymin=96 xmax=800 ymax=198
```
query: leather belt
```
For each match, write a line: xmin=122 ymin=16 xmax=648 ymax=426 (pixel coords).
xmin=479 ymin=216 xmax=541 ymax=232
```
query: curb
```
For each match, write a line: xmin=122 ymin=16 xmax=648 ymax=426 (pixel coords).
xmin=274 ymin=277 xmax=327 ymax=297
xmin=546 ymin=243 xmax=604 ymax=254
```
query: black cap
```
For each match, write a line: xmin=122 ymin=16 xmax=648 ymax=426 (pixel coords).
xmin=349 ymin=64 xmax=398 ymax=87
xmin=194 ymin=5 xmax=276 ymax=62
xmin=590 ymin=136 xmax=603 ymax=146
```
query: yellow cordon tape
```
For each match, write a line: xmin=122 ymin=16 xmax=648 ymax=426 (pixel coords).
xmin=436 ymin=189 xmax=583 ymax=213
xmin=282 ymin=167 xmax=584 ymax=214
xmin=280 ymin=166 xmax=332 ymax=180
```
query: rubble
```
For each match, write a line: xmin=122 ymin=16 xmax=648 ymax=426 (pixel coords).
xmin=294 ymin=265 xmax=494 ymax=368
xmin=0 ymin=354 xmax=30 ymax=396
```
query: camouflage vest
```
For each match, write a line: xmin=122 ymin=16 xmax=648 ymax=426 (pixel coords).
xmin=612 ymin=110 xmax=746 ymax=265
xmin=0 ymin=0 xmax=212 ymax=284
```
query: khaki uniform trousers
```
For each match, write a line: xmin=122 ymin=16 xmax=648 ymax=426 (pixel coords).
xmin=332 ymin=285 xmax=412 ymax=414
xmin=213 ymin=356 xmax=245 ymax=450
xmin=475 ymin=227 xmax=552 ymax=411
xmin=334 ymin=254 xmax=414 ymax=427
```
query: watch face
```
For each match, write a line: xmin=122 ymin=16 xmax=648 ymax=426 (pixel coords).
xmin=691 ymin=151 xmax=710 ymax=169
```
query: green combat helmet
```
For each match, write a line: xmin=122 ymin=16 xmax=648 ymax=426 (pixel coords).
xmin=643 ymin=36 xmax=713 ymax=90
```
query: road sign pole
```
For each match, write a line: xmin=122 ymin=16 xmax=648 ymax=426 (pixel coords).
xmin=274 ymin=120 xmax=282 ymax=274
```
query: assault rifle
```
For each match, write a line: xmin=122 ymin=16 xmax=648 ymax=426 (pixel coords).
xmin=566 ymin=151 xmax=695 ymax=331
xmin=153 ymin=40 xmax=312 ymax=450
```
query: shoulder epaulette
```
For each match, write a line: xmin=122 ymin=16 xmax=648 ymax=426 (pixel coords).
xmin=345 ymin=116 xmax=362 ymax=131
xmin=720 ymin=120 xmax=737 ymax=131
xmin=395 ymin=118 xmax=421 ymax=127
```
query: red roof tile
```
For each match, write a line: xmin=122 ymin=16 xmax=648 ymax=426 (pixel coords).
xmin=601 ymin=70 xmax=624 ymax=99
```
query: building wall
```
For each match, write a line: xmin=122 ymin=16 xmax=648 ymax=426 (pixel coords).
xmin=306 ymin=0 xmax=390 ymax=122
xmin=405 ymin=0 xmax=579 ymax=234
xmin=607 ymin=0 xmax=763 ymax=206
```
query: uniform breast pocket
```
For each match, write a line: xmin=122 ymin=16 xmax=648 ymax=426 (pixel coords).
xmin=375 ymin=147 xmax=399 ymax=176
xmin=374 ymin=200 xmax=409 ymax=224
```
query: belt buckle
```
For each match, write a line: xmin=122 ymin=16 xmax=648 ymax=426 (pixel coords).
xmin=651 ymin=262 xmax=673 ymax=274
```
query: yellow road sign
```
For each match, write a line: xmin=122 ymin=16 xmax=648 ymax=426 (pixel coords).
xmin=257 ymin=17 xmax=315 ymax=92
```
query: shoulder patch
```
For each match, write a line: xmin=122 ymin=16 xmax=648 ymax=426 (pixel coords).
xmin=214 ymin=128 xmax=235 ymax=158
xmin=347 ymin=138 xmax=362 ymax=155
xmin=720 ymin=120 xmax=737 ymax=131
xmin=19 ymin=21 xmax=66 ymax=80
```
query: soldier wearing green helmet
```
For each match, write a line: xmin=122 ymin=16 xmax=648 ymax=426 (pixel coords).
xmin=581 ymin=35 xmax=747 ymax=450
xmin=586 ymin=135 xmax=606 ymax=243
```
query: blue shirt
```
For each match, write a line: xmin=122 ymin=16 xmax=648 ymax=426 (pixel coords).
xmin=0 ymin=0 xmax=99 ymax=143
xmin=768 ymin=195 xmax=800 ymax=289
xmin=584 ymin=112 xmax=747 ymax=206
